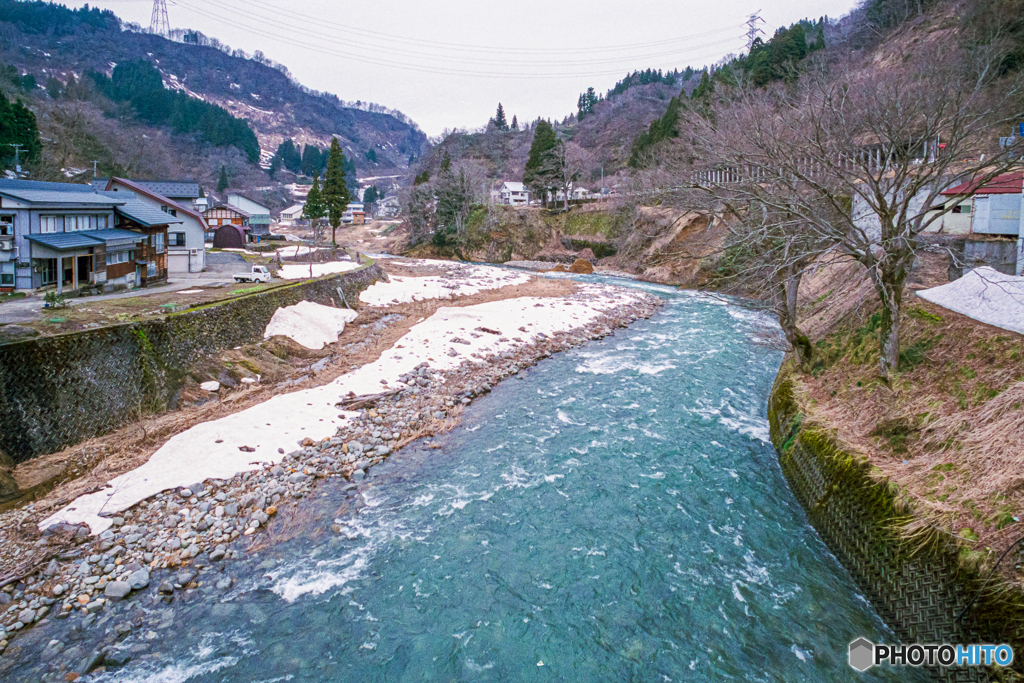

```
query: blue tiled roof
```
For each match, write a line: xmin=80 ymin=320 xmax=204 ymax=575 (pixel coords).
xmin=26 ymin=233 xmax=104 ymax=250
xmin=0 ymin=179 xmax=96 ymax=193
xmin=90 ymin=228 xmax=147 ymax=244
xmin=0 ymin=186 xmax=122 ymax=207
xmin=26 ymin=229 xmax=146 ymax=251
xmin=109 ymin=197 xmax=184 ymax=227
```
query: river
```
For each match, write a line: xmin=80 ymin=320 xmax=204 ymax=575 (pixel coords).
xmin=14 ymin=277 xmax=923 ymax=682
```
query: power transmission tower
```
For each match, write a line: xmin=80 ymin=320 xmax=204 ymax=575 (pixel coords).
xmin=150 ymin=0 xmax=170 ymax=38
xmin=745 ymin=11 xmax=766 ymax=52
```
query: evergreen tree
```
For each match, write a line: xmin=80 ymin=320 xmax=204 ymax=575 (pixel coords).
xmin=523 ymin=120 xmax=559 ymax=206
xmin=273 ymin=139 xmax=302 ymax=173
xmin=511 ymin=115 xmax=518 ymax=131
xmin=0 ymin=96 xmax=42 ymax=166
xmin=577 ymin=87 xmax=599 ymax=121
xmin=322 ymin=137 xmax=351 ymax=244
xmin=365 ymin=148 xmax=377 ymax=163
xmin=217 ymin=165 xmax=228 ymax=192
xmin=303 ymin=175 xmax=325 ymax=230
xmin=493 ymin=103 xmax=509 ymax=131
xmin=301 ymin=144 xmax=323 ymax=177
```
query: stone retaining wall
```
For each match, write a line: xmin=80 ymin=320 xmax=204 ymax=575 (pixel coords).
xmin=768 ymin=368 xmax=1024 ymax=682
xmin=0 ymin=264 xmax=385 ymax=462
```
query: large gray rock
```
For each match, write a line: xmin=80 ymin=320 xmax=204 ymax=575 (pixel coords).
xmin=127 ymin=569 xmax=150 ymax=591
xmin=104 ymin=581 xmax=131 ymax=601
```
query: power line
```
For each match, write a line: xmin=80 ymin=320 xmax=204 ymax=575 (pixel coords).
xmin=170 ymin=0 xmax=744 ymax=78
xmin=189 ymin=0 xmax=745 ymax=57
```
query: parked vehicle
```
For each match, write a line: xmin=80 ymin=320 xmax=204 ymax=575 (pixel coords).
xmin=234 ymin=265 xmax=272 ymax=283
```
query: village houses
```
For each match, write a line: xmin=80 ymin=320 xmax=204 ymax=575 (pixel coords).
xmin=0 ymin=178 xmax=181 ymax=293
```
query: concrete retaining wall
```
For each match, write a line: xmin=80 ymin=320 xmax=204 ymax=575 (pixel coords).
xmin=0 ymin=264 xmax=385 ymax=462
xmin=768 ymin=368 xmax=1024 ymax=682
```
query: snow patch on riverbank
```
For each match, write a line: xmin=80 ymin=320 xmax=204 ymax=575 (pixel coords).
xmin=277 ymin=261 xmax=361 ymax=280
xmin=41 ymin=285 xmax=647 ymax=534
xmin=264 ymin=301 xmax=358 ymax=350
xmin=917 ymin=266 xmax=1024 ymax=335
xmin=359 ymin=265 xmax=529 ymax=306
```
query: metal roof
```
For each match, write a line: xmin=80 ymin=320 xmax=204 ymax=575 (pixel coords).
xmin=109 ymin=196 xmax=184 ymax=227
xmin=942 ymin=172 xmax=1024 ymax=196
xmin=105 ymin=178 xmax=209 ymax=230
xmin=93 ymin=178 xmax=200 ymax=199
xmin=0 ymin=179 xmax=97 ymax=194
xmin=26 ymin=232 xmax=105 ymax=250
xmin=26 ymin=228 xmax=145 ymax=251
xmin=206 ymin=203 xmax=252 ymax=217
xmin=0 ymin=186 xmax=122 ymax=207
xmin=90 ymin=228 xmax=147 ymax=245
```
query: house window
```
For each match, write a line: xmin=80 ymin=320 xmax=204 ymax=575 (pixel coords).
xmin=66 ymin=215 xmax=92 ymax=232
xmin=152 ymin=232 xmax=165 ymax=253
xmin=170 ymin=232 xmax=186 ymax=247
xmin=105 ymin=250 xmax=134 ymax=265
xmin=0 ymin=215 xmax=12 ymax=236
xmin=40 ymin=216 xmax=58 ymax=233
xmin=0 ymin=262 xmax=13 ymax=286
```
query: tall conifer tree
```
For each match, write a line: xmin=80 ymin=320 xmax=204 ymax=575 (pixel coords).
xmin=303 ymin=175 xmax=325 ymax=238
xmin=322 ymin=137 xmax=351 ymax=244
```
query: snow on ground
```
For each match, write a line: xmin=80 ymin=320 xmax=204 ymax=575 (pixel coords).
xmin=917 ymin=266 xmax=1024 ymax=335
xmin=359 ymin=265 xmax=530 ymax=306
xmin=264 ymin=301 xmax=358 ymax=350
xmin=277 ymin=261 xmax=362 ymax=280
xmin=41 ymin=284 xmax=646 ymax=534
xmin=275 ymin=245 xmax=316 ymax=258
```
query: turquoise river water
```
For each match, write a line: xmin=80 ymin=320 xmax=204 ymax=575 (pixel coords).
xmin=73 ymin=277 xmax=923 ymax=682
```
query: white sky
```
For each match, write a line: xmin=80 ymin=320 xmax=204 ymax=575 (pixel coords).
xmin=67 ymin=0 xmax=861 ymax=136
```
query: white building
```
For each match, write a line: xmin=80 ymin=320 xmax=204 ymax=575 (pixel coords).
xmin=279 ymin=204 xmax=306 ymax=225
xmin=103 ymin=178 xmax=208 ymax=273
xmin=499 ymin=182 xmax=530 ymax=206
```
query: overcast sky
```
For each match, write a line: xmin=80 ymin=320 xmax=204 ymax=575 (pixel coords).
xmin=68 ymin=0 xmax=861 ymax=136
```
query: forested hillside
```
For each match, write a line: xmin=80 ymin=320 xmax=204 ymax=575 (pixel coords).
xmin=0 ymin=0 xmax=427 ymax=188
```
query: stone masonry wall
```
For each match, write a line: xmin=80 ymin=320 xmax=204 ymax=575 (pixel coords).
xmin=0 ymin=264 xmax=385 ymax=462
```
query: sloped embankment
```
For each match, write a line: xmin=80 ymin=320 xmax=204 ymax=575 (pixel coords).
xmin=769 ymin=251 xmax=1024 ymax=675
xmin=405 ymin=203 xmax=727 ymax=288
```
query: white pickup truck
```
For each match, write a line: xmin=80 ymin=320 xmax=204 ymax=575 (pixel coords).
xmin=234 ymin=265 xmax=272 ymax=283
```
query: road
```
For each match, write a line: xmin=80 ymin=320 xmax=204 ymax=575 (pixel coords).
xmin=0 ymin=270 xmax=245 ymax=325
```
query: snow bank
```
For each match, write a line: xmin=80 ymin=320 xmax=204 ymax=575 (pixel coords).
xmin=277 ymin=261 xmax=361 ymax=280
xmin=264 ymin=301 xmax=358 ymax=350
xmin=916 ymin=266 xmax=1024 ymax=335
xmin=275 ymin=245 xmax=316 ymax=258
xmin=359 ymin=265 xmax=530 ymax=306
xmin=41 ymin=284 xmax=646 ymax=534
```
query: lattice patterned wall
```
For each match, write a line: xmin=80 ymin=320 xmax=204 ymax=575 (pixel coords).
xmin=768 ymin=376 xmax=1023 ymax=683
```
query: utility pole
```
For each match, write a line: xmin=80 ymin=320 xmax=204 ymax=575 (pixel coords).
xmin=150 ymin=0 xmax=170 ymax=38
xmin=745 ymin=11 xmax=766 ymax=53
xmin=9 ymin=144 xmax=23 ymax=174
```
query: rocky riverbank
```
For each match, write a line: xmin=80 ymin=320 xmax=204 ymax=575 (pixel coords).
xmin=0 ymin=285 xmax=662 ymax=681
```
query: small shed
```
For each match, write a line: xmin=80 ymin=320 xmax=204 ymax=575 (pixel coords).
xmin=212 ymin=224 xmax=248 ymax=249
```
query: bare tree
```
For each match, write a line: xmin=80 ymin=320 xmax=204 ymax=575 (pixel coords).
xmin=554 ymin=141 xmax=592 ymax=211
xmin=679 ymin=45 xmax=1024 ymax=379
